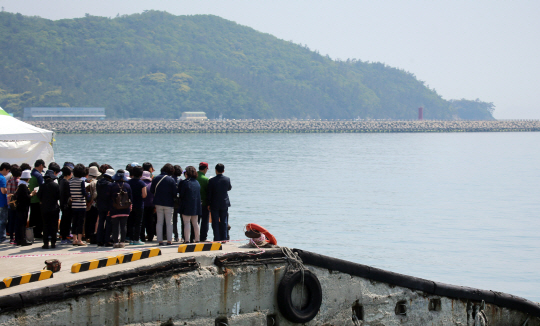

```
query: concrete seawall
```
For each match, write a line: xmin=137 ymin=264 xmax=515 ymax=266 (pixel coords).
xmin=29 ymin=119 xmax=540 ymax=134
xmin=0 ymin=245 xmax=538 ymax=325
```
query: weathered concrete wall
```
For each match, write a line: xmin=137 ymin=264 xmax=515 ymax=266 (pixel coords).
xmin=30 ymin=119 xmax=540 ymax=134
xmin=0 ymin=252 xmax=537 ymax=326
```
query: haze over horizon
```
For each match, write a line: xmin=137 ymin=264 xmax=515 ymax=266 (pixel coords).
xmin=1 ymin=0 xmax=539 ymax=119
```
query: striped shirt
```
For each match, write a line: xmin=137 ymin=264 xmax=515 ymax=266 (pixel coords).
xmin=69 ymin=177 xmax=87 ymax=210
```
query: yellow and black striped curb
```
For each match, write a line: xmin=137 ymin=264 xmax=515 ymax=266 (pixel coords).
xmin=178 ymin=242 xmax=222 ymax=253
xmin=117 ymin=248 xmax=161 ymax=264
xmin=71 ymin=256 xmax=117 ymax=273
xmin=3 ymin=270 xmax=53 ymax=288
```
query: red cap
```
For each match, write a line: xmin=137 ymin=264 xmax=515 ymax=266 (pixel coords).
xmin=199 ymin=162 xmax=209 ymax=169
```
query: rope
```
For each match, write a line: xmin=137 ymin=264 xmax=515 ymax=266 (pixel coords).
xmin=281 ymin=247 xmax=305 ymax=273
xmin=249 ymin=238 xmax=266 ymax=255
xmin=203 ymin=238 xmax=249 ymax=243
xmin=248 ymin=233 xmax=267 ymax=247
xmin=474 ymin=300 xmax=489 ymax=326
xmin=281 ymin=247 xmax=307 ymax=310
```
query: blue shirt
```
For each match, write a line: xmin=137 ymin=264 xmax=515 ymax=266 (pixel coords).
xmin=0 ymin=174 xmax=7 ymax=207
xmin=128 ymin=178 xmax=146 ymax=209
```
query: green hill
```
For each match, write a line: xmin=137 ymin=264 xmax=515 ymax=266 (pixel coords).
xmin=0 ymin=11 xmax=494 ymax=120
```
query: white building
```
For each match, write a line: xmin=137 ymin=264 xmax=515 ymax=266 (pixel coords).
xmin=23 ymin=107 xmax=106 ymax=120
xmin=180 ymin=111 xmax=207 ymax=121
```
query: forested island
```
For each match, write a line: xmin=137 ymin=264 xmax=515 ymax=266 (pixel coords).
xmin=0 ymin=11 xmax=495 ymax=120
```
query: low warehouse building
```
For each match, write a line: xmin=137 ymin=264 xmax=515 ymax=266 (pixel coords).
xmin=23 ymin=107 xmax=106 ymax=120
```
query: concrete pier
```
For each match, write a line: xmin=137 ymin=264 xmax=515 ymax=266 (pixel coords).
xmin=29 ymin=119 xmax=540 ymax=134
xmin=0 ymin=242 xmax=538 ymax=325
xmin=0 ymin=241 xmax=248 ymax=297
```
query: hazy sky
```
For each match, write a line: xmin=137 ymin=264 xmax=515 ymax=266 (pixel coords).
xmin=1 ymin=0 xmax=539 ymax=119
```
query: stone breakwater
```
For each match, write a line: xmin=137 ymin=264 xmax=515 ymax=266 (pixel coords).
xmin=30 ymin=119 xmax=540 ymax=134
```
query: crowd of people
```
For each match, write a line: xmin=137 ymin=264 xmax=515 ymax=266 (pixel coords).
xmin=0 ymin=160 xmax=232 ymax=249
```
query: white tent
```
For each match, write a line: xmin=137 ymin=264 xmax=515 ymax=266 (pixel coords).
xmin=0 ymin=107 xmax=55 ymax=165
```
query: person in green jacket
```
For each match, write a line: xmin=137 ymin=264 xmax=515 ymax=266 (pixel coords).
xmin=197 ymin=162 xmax=210 ymax=242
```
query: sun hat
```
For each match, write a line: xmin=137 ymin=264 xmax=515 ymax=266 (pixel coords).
xmin=141 ymin=171 xmax=152 ymax=181
xmin=130 ymin=162 xmax=140 ymax=167
xmin=105 ymin=169 xmax=115 ymax=177
xmin=44 ymin=169 xmax=58 ymax=179
xmin=88 ymin=166 xmax=101 ymax=177
xmin=63 ymin=162 xmax=75 ymax=170
xmin=112 ymin=171 xmax=128 ymax=182
xmin=21 ymin=170 xmax=31 ymax=179
xmin=124 ymin=170 xmax=131 ymax=180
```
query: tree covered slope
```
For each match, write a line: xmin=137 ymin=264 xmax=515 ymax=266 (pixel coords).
xmin=0 ymin=11 xmax=494 ymax=120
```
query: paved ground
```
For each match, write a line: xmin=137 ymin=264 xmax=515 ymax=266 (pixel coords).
xmin=0 ymin=239 xmax=255 ymax=296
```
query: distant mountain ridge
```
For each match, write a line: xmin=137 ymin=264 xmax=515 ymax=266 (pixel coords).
xmin=0 ymin=11 xmax=495 ymax=120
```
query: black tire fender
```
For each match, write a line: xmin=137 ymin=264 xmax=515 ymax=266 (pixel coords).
xmin=277 ymin=270 xmax=322 ymax=323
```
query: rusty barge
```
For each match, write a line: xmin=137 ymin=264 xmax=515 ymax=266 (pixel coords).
xmin=0 ymin=244 xmax=538 ymax=325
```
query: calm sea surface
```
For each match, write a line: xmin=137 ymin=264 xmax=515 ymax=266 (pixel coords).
xmin=53 ymin=132 xmax=540 ymax=302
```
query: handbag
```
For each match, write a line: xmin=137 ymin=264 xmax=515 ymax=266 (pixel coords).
xmin=8 ymin=185 xmax=20 ymax=210
xmin=154 ymin=175 xmax=166 ymax=192
xmin=44 ymin=259 xmax=62 ymax=272
xmin=85 ymin=181 xmax=97 ymax=211
xmin=26 ymin=227 xmax=34 ymax=243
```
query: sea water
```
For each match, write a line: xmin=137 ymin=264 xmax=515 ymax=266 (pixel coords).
xmin=53 ymin=132 xmax=540 ymax=302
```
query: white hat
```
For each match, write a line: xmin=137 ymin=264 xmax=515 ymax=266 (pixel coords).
xmin=105 ymin=169 xmax=115 ymax=177
xmin=141 ymin=171 xmax=152 ymax=181
xmin=88 ymin=166 xmax=101 ymax=177
xmin=21 ymin=170 xmax=31 ymax=179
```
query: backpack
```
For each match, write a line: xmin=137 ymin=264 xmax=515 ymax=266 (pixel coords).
xmin=85 ymin=180 xmax=97 ymax=211
xmin=112 ymin=182 xmax=131 ymax=210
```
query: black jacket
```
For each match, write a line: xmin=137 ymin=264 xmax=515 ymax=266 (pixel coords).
xmin=179 ymin=178 xmax=202 ymax=216
xmin=96 ymin=178 xmax=112 ymax=211
xmin=15 ymin=183 xmax=31 ymax=212
xmin=37 ymin=178 xmax=60 ymax=212
xmin=207 ymin=174 xmax=232 ymax=210
xmin=58 ymin=178 xmax=71 ymax=210
xmin=150 ymin=174 xmax=178 ymax=207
